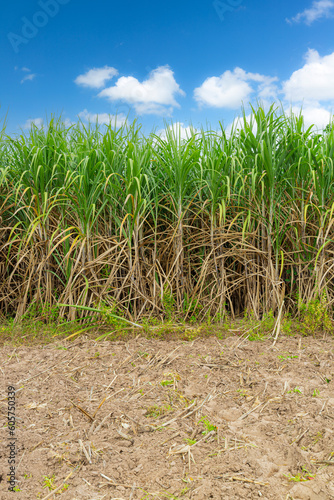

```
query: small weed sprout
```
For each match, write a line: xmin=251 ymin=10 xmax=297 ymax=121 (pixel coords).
xmin=42 ymin=475 xmax=69 ymax=494
xmin=43 ymin=475 xmax=56 ymax=491
xmin=145 ymin=404 xmax=173 ymax=418
xmin=162 ymin=285 xmax=176 ymax=321
xmin=284 ymin=466 xmax=316 ymax=482
xmin=278 ymin=353 xmax=298 ymax=361
xmin=287 ymin=387 xmax=302 ymax=394
xmin=199 ymin=415 xmax=217 ymax=435
xmin=312 ymin=432 xmax=323 ymax=444
xmin=299 ymin=292 xmax=332 ymax=336
xmin=184 ymin=438 xmax=197 ymax=446
xmin=161 ymin=379 xmax=174 ymax=387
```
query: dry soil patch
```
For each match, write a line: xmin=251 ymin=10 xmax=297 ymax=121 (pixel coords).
xmin=0 ymin=334 xmax=333 ymax=499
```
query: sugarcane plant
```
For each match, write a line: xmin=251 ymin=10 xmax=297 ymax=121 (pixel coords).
xmin=0 ymin=105 xmax=333 ymax=327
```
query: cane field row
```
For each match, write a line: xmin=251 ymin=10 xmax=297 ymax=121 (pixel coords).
xmin=1 ymin=105 xmax=334 ymax=334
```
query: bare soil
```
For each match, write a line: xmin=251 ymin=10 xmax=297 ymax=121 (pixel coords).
xmin=0 ymin=332 xmax=334 ymax=500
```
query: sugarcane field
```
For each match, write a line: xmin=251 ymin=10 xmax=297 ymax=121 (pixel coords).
xmin=0 ymin=106 xmax=333 ymax=499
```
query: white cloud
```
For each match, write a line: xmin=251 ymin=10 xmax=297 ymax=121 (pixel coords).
xmin=283 ymin=49 xmax=334 ymax=102
xmin=14 ymin=66 xmax=30 ymax=72
xmin=288 ymin=0 xmax=334 ymax=25
xmin=194 ymin=68 xmax=278 ymax=109
xmin=281 ymin=49 xmax=333 ymax=130
xmin=191 ymin=50 xmax=333 ymax=133
xmin=23 ymin=118 xmax=43 ymax=129
xmin=75 ymin=66 xmax=118 ymax=89
xmin=288 ymin=105 xmax=332 ymax=130
xmin=225 ymin=113 xmax=257 ymax=137
xmin=225 ymin=106 xmax=331 ymax=137
xmin=63 ymin=118 xmax=75 ymax=128
xmin=158 ymin=122 xmax=197 ymax=141
xmin=21 ymin=73 xmax=36 ymax=84
xmin=78 ymin=109 xmax=127 ymax=127
xmin=98 ymin=66 xmax=185 ymax=115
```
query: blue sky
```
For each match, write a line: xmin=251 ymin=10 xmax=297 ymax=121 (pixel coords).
xmin=2 ymin=0 xmax=334 ymax=135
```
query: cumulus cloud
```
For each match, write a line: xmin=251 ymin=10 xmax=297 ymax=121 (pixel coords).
xmin=288 ymin=105 xmax=332 ymax=130
xmin=63 ymin=118 xmax=75 ymax=128
xmin=75 ymin=66 xmax=118 ymax=89
xmin=78 ymin=109 xmax=127 ymax=127
xmin=225 ymin=106 xmax=331 ymax=137
xmin=158 ymin=122 xmax=197 ymax=141
xmin=23 ymin=118 xmax=43 ymax=129
xmin=283 ymin=49 xmax=334 ymax=102
xmin=225 ymin=113 xmax=258 ymax=138
xmin=192 ymin=49 xmax=333 ymax=132
xmin=288 ymin=0 xmax=334 ymax=25
xmin=194 ymin=68 xmax=278 ymax=109
xmin=98 ymin=66 xmax=185 ymax=115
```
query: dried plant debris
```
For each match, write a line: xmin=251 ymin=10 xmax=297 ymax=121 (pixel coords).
xmin=0 ymin=334 xmax=333 ymax=498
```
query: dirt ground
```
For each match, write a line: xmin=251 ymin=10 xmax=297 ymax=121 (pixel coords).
xmin=0 ymin=331 xmax=333 ymax=500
